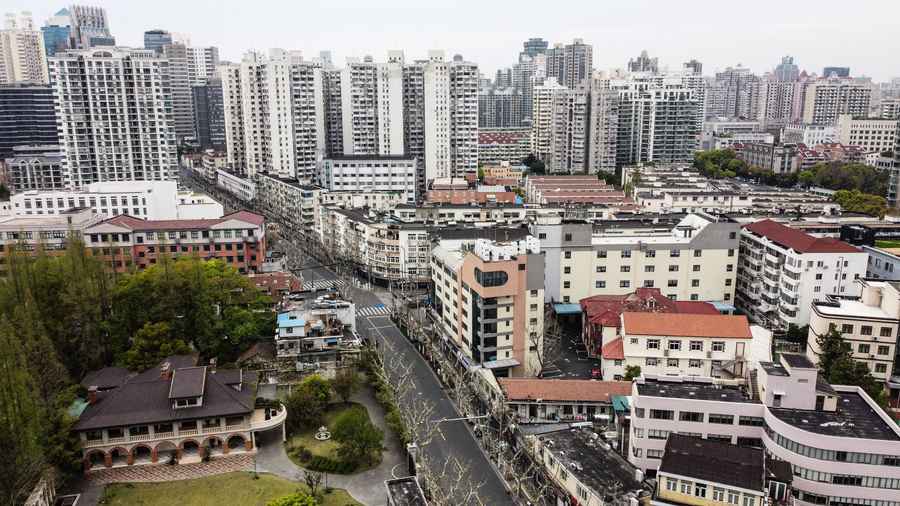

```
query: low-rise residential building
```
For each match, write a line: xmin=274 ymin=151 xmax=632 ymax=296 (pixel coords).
xmin=738 ymin=142 xmax=798 ymax=173
xmin=863 ymin=244 xmax=900 ymax=280
xmin=319 ymin=156 xmax=417 ymax=204
xmin=0 ymin=207 xmax=105 ymax=273
xmin=199 ymin=149 xmax=227 ymax=182
xmin=534 ymin=213 xmax=740 ymax=304
xmin=425 ymin=190 xmax=517 ymax=205
xmin=255 ymin=174 xmax=319 ymax=240
xmin=498 ymin=378 xmax=631 ymax=425
xmin=430 ymin=235 xmax=544 ymax=377
xmin=4 ymin=144 xmax=65 ymax=191
xmin=248 ymin=271 xmax=302 ymax=304
xmin=10 ymin=181 xmax=223 ymax=220
xmin=619 ymin=312 xmax=753 ymax=378
xmin=524 ymin=175 xmax=628 ymax=206
xmin=83 ymin=211 xmax=266 ymax=274
xmin=394 ymin=203 xmax=529 ymax=226
xmin=628 ymin=353 xmax=900 ymax=505
xmin=655 ymin=434 xmax=792 ymax=506
xmin=319 ymin=191 xmax=405 ymax=212
xmin=75 ymin=357 xmax=286 ymax=471
xmin=781 ymin=123 xmax=838 ymax=146
xmin=275 ymin=298 xmax=359 ymax=368
xmin=216 ymin=168 xmax=257 ymax=202
xmin=807 ymin=279 xmax=900 ymax=382
xmin=736 ymin=219 xmax=867 ymax=329
xmin=478 ymin=128 xmax=530 ymax=165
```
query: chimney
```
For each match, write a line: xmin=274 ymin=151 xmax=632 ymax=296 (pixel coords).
xmin=88 ymin=385 xmax=98 ymax=405
xmin=160 ymin=362 xmax=172 ymax=380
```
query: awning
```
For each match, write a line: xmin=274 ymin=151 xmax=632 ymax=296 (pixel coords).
xmin=710 ymin=301 xmax=737 ymax=313
xmin=611 ymin=395 xmax=630 ymax=414
xmin=483 ymin=358 xmax=521 ymax=369
xmin=553 ymin=303 xmax=583 ymax=315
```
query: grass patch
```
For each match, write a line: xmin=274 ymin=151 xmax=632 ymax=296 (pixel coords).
xmin=876 ymin=240 xmax=900 ymax=249
xmin=286 ymin=402 xmax=380 ymax=474
xmin=99 ymin=471 xmax=361 ymax=506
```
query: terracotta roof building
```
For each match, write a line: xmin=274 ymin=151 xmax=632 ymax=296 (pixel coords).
xmin=498 ymin=378 xmax=631 ymax=424
xmin=425 ymin=190 xmax=517 ymax=205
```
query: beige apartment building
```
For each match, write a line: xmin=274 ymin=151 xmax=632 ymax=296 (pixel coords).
xmin=837 ymin=114 xmax=898 ymax=154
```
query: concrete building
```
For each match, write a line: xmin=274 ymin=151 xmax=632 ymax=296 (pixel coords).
xmin=10 ymin=181 xmax=223 ymax=220
xmin=807 ymin=279 xmax=900 ymax=382
xmin=4 ymin=145 xmax=64 ymax=191
xmin=236 ymin=51 xmax=270 ymax=176
xmin=736 ymin=219 xmax=867 ymax=330
xmin=68 ymin=5 xmax=112 ymax=49
xmin=431 ymin=235 xmax=544 ymax=377
xmin=545 ymin=39 xmax=592 ymax=88
xmin=773 ymin=55 xmax=800 ymax=82
xmin=0 ymin=208 xmax=105 ymax=273
xmin=192 ymin=78 xmax=226 ymax=151
xmin=781 ymin=123 xmax=838 ymax=145
xmin=0 ymin=84 xmax=58 ymax=160
xmin=254 ymin=173 xmax=319 ymax=241
xmin=523 ymin=175 xmax=626 ymax=206
xmin=881 ymin=98 xmax=900 ymax=120
xmin=478 ymin=128 xmax=531 ymax=165
xmin=219 ymin=63 xmax=246 ymax=172
xmin=801 ymin=77 xmax=874 ymax=125
xmin=823 ymin=66 xmax=850 ymax=78
xmin=189 ymin=46 xmax=220 ymax=84
xmin=498 ymin=378 xmax=631 ymax=424
xmin=587 ymin=80 xmax=618 ymax=174
xmin=329 ymin=57 xmax=404 ymax=156
xmin=756 ymin=77 xmax=798 ymax=127
xmin=49 ymin=48 xmax=177 ymax=186
xmin=738 ymin=142 xmax=799 ymax=174
xmin=216 ymin=169 xmax=256 ymax=202
xmin=548 ymin=88 xmax=588 ymax=173
xmin=478 ymin=86 xmax=523 ymax=128
xmin=531 ymin=78 xmax=568 ymax=164
xmin=275 ymin=299 xmax=358 ymax=365
xmin=713 ymin=65 xmax=759 ymax=120
xmin=41 ymin=8 xmax=71 ymax=57
xmin=0 ymin=12 xmax=49 ymax=84
xmin=628 ymin=354 xmax=900 ymax=505
xmin=628 ymin=50 xmax=658 ymax=73
xmin=84 ymin=210 xmax=265 ymax=274
xmin=143 ymin=29 xmax=171 ymax=53
xmin=319 ymin=155 xmax=417 ymax=204
xmin=319 ymin=190 xmax=405 ymax=212
xmin=534 ymin=213 xmax=740 ymax=304
xmin=837 ymin=114 xmax=898 ymax=154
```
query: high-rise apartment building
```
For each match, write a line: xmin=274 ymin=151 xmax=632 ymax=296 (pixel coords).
xmin=0 ymin=84 xmax=58 ymax=160
xmin=714 ymin=65 xmax=760 ymax=119
xmin=756 ymin=77 xmax=798 ymax=127
xmin=163 ymin=43 xmax=197 ymax=142
xmin=189 ymin=46 xmax=219 ymax=83
xmin=521 ymin=37 xmax=548 ymax=59
xmin=545 ymin=39 xmax=592 ymax=89
xmin=478 ymin=87 xmax=522 ymax=128
xmin=192 ymin=78 xmax=226 ymax=151
xmin=548 ymin=88 xmax=588 ymax=173
xmin=531 ymin=78 xmax=568 ymax=164
xmin=219 ymin=64 xmax=245 ymax=171
xmin=683 ymin=59 xmax=702 ymax=76
xmin=238 ymin=51 xmax=269 ymax=176
xmin=49 ymin=48 xmax=176 ymax=186
xmin=627 ymin=50 xmax=658 ymax=73
xmin=773 ymin=55 xmax=800 ymax=82
xmin=68 ymin=5 xmax=113 ymax=49
xmin=587 ymin=79 xmax=619 ymax=173
xmin=0 ymin=12 xmax=49 ymax=84
xmin=801 ymin=77 xmax=874 ymax=125
xmin=512 ymin=53 xmax=541 ymax=124
xmin=837 ymin=114 xmax=898 ymax=154
xmin=823 ymin=66 xmax=850 ymax=78
xmin=143 ymin=29 xmax=172 ymax=53
xmin=41 ymin=8 xmax=71 ymax=57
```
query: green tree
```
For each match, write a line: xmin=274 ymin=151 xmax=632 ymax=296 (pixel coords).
xmin=331 ymin=368 xmax=360 ymax=404
xmin=477 ymin=166 xmax=485 ymax=180
xmin=123 ymin=322 xmax=192 ymax=371
xmin=266 ymin=491 xmax=318 ymax=506
xmin=285 ymin=374 xmax=333 ymax=432
xmin=0 ymin=184 xmax=10 ymax=200
xmin=832 ymin=189 xmax=888 ymax=218
xmin=798 ymin=170 xmax=815 ymax=188
xmin=522 ymin=154 xmax=545 ymax=174
xmin=331 ymin=407 xmax=384 ymax=465
xmin=816 ymin=329 xmax=887 ymax=406
xmin=623 ymin=365 xmax=641 ymax=381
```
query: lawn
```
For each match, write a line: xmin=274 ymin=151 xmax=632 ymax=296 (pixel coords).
xmin=99 ymin=471 xmax=361 ymax=506
xmin=286 ymin=402 xmax=381 ymax=473
xmin=876 ymin=240 xmax=900 ymax=249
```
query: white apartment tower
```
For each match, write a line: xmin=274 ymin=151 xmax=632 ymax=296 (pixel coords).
xmin=757 ymin=77 xmax=798 ymax=127
xmin=423 ymin=51 xmax=452 ymax=181
xmin=376 ymin=55 xmax=405 ymax=155
xmin=68 ymin=5 xmax=111 ymax=49
xmin=219 ymin=63 xmax=245 ymax=171
xmin=0 ymin=12 xmax=49 ymax=84
xmin=163 ymin=43 xmax=196 ymax=142
xmin=531 ymin=77 xmax=568 ymax=164
xmin=49 ymin=48 xmax=177 ymax=186
xmin=238 ymin=51 xmax=269 ymax=176
xmin=190 ymin=46 xmax=220 ymax=83
xmin=548 ymin=88 xmax=588 ymax=173
xmin=802 ymin=77 xmax=874 ymax=125
xmin=588 ymin=80 xmax=619 ymax=173
xmin=334 ymin=56 xmax=405 ymax=156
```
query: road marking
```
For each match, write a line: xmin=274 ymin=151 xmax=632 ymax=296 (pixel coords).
xmin=358 ymin=305 xmax=392 ymax=317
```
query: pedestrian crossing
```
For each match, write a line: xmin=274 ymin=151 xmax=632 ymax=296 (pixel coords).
xmin=303 ymin=278 xmax=348 ymax=291
xmin=358 ymin=304 xmax=391 ymax=317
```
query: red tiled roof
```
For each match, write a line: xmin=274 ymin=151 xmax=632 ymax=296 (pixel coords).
xmin=426 ymin=190 xmax=517 ymax=205
xmin=98 ymin=211 xmax=265 ymax=232
xmin=601 ymin=338 xmax=625 ymax=360
xmin=743 ymin=219 xmax=860 ymax=254
xmin=673 ymin=301 xmax=721 ymax=315
xmin=478 ymin=130 xmax=529 ymax=144
xmin=498 ymin=378 xmax=632 ymax=403
xmin=622 ymin=312 xmax=752 ymax=339
xmin=580 ymin=288 xmax=678 ymax=326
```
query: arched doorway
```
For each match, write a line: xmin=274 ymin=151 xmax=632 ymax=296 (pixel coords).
xmin=204 ymin=436 xmax=224 ymax=457
xmin=181 ymin=439 xmax=200 ymax=462
xmin=109 ymin=447 xmax=128 ymax=467
xmin=156 ymin=441 xmax=177 ymax=464
xmin=227 ymin=434 xmax=246 ymax=452
xmin=86 ymin=450 xmax=106 ymax=469
xmin=132 ymin=445 xmax=152 ymax=465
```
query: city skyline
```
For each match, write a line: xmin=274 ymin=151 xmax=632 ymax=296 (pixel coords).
xmin=13 ymin=0 xmax=900 ymax=81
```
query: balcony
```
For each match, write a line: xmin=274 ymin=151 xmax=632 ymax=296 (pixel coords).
xmin=250 ymin=405 xmax=287 ymax=431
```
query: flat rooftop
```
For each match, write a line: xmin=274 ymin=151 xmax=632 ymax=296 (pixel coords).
xmin=812 ymin=298 xmax=898 ymax=321
xmin=769 ymin=391 xmax=900 ymax=441
xmin=636 ymin=378 xmax=758 ymax=404
xmin=384 ymin=477 xmax=427 ymax=506
xmin=541 ymin=428 xmax=644 ymax=496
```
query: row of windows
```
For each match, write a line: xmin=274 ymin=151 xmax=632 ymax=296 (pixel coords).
xmin=764 ymin=424 xmax=900 ymax=466
xmin=663 ymin=477 xmax=754 ymax=506
xmin=634 ymin=408 xmax=764 ymax=427
xmin=645 ymin=339 xmax=728 ymax=352
xmin=793 ymin=463 xmax=900 ymax=490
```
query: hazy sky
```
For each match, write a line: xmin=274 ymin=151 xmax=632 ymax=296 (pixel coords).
xmin=16 ymin=0 xmax=900 ymax=81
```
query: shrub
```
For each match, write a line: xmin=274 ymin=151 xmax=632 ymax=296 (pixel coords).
xmin=305 ymin=455 xmax=357 ymax=474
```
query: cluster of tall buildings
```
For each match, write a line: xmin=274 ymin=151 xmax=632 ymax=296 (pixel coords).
xmin=220 ymin=49 xmax=479 ymax=189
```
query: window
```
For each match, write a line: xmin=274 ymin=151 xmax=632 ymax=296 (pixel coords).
xmin=597 ymin=250 xmax=607 ymax=258
xmin=634 ymin=408 xmax=645 ymax=418
xmin=689 ymin=340 xmax=703 ymax=351
xmin=679 ymin=411 xmax=703 ymax=422
xmin=646 ymin=250 xmax=656 ymax=258
xmin=858 ymin=343 xmax=870 ymax=354
xmin=666 ymin=478 xmax=678 ymax=491
xmin=726 ymin=264 xmax=734 ymax=272
xmin=621 ymin=265 xmax=631 ymax=273
xmin=645 ymin=265 xmax=655 ymax=272
xmin=815 ymin=273 xmax=823 ymax=280
xmin=712 ymin=341 xmax=725 ymax=352
xmin=841 ymin=324 xmax=853 ymax=333
xmin=713 ymin=488 xmax=726 ymax=502
xmin=596 ymin=265 xmax=606 ymax=273
xmin=881 ymin=327 xmax=893 ymax=337
xmin=630 ymin=338 xmax=639 ymax=344
xmin=670 ymin=249 xmax=681 ymax=257
xmin=620 ymin=280 xmax=630 ymax=288
xmin=680 ymin=481 xmax=692 ymax=494
xmin=878 ymin=345 xmax=890 ymax=355
xmin=668 ymin=340 xmax=681 ymax=351
xmin=564 ymin=251 xmax=572 ymax=259
xmin=667 ymin=358 xmax=678 ymax=367
xmin=742 ymin=496 xmax=754 ymax=506
xmin=693 ymin=264 xmax=701 ymax=272
xmin=693 ymin=250 xmax=702 ymax=257
xmin=648 ymin=429 xmax=669 ymax=439
xmin=595 ymin=281 xmax=606 ymax=288
xmin=738 ymin=416 xmax=764 ymax=426
xmin=876 ymin=363 xmax=888 ymax=373
xmin=646 ymin=358 xmax=659 ymax=367
xmin=564 ymin=233 xmax=572 ymax=241
xmin=564 ymin=266 xmax=571 ymax=274
xmin=669 ymin=265 xmax=679 ymax=272
xmin=691 ymin=279 xmax=700 ymax=287
xmin=647 ymin=339 xmax=660 ymax=350
xmin=694 ymin=483 xmax=707 ymax=498
xmin=576 ymin=484 xmax=588 ymax=501
xmin=644 ymin=280 xmax=655 ymax=288
xmin=860 ymin=325 xmax=873 ymax=336
xmin=667 ymin=280 xmax=678 ymax=287
xmin=634 ymin=428 xmax=644 ymax=438
xmin=709 ymin=413 xmax=734 ymax=424
xmin=563 ymin=281 xmax=571 ymax=289
xmin=647 ymin=449 xmax=663 ymax=459
xmin=689 ymin=359 xmax=702 ymax=368
xmin=728 ymin=490 xmax=740 ymax=504
xmin=621 ymin=250 xmax=632 ymax=258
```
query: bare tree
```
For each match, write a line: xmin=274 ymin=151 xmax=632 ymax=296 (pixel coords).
xmin=304 ymin=470 xmax=324 ymax=497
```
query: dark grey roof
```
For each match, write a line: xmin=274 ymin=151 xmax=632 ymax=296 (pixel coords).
xmin=660 ymin=434 xmax=764 ymax=491
xmin=74 ymin=364 xmax=257 ymax=431
xmin=168 ymin=366 xmax=207 ymax=399
xmin=541 ymin=428 xmax=644 ymax=496
xmin=768 ymin=391 xmax=900 ymax=440
xmin=636 ymin=379 xmax=757 ymax=404
xmin=759 ymin=361 xmax=789 ymax=376
xmin=385 ymin=477 xmax=427 ymax=506
xmin=816 ymin=375 xmax=837 ymax=396
xmin=781 ymin=353 xmax=815 ymax=369
xmin=211 ymin=369 xmax=243 ymax=386
xmin=81 ymin=367 xmax=131 ymax=391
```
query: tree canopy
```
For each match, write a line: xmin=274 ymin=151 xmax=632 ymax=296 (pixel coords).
xmin=832 ymin=189 xmax=888 ymax=218
xmin=331 ymin=406 xmax=384 ymax=465
xmin=816 ymin=328 xmax=887 ymax=407
xmin=284 ymin=374 xmax=333 ymax=433
xmin=266 ymin=492 xmax=318 ymax=506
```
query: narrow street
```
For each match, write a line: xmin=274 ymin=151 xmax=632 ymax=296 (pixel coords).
xmin=179 ymin=170 xmax=513 ymax=505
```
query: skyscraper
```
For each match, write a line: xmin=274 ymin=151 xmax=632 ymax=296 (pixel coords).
xmin=587 ymin=80 xmax=619 ymax=173
xmin=545 ymin=39 xmax=593 ymax=88
xmin=49 ymin=48 xmax=176 ymax=186
xmin=628 ymin=50 xmax=658 ymax=73
xmin=531 ymin=78 xmax=568 ymax=163
xmin=144 ymin=29 xmax=172 ymax=53
xmin=41 ymin=8 xmax=71 ymax=56
xmin=0 ymin=12 xmax=49 ymax=84
xmin=0 ymin=84 xmax=58 ymax=160
xmin=190 ymin=46 xmax=220 ymax=83
xmin=478 ymin=87 xmax=523 ymax=128
xmin=68 ymin=5 xmax=113 ymax=49
xmin=163 ymin=43 xmax=197 ymax=142
xmin=192 ymin=78 xmax=225 ymax=150
xmin=774 ymin=56 xmax=800 ymax=82
xmin=219 ymin=63 xmax=246 ymax=171
xmin=714 ymin=65 xmax=760 ymax=119
xmin=683 ymin=59 xmax=703 ymax=76
xmin=548 ymin=88 xmax=588 ymax=173
xmin=801 ymin=77 xmax=873 ymax=125
xmin=823 ymin=67 xmax=850 ymax=78
xmin=521 ymin=37 xmax=548 ymax=59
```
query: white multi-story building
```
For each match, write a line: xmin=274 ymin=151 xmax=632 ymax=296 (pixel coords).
xmin=533 ymin=213 xmax=740 ymax=304
xmin=881 ymin=98 xmax=900 ymax=120
xmin=756 ymin=76 xmax=798 ymax=127
xmin=431 ymin=235 xmax=544 ymax=377
xmin=531 ymin=78 xmax=568 ymax=164
xmin=629 ymin=354 xmax=900 ymax=506
xmin=548 ymin=88 xmax=587 ymax=173
xmin=587 ymin=81 xmax=618 ymax=174
xmin=9 ymin=181 xmax=222 ymax=220
xmin=807 ymin=279 xmax=900 ymax=382
xmin=189 ymin=46 xmax=219 ymax=83
xmin=837 ymin=114 xmax=898 ymax=154
xmin=219 ymin=63 xmax=246 ymax=171
xmin=216 ymin=168 xmax=256 ymax=202
xmin=163 ymin=43 xmax=196 ymax=142
xmin=333 ymin=57 xmax=405 ymax=156
xmin=319 ymin=190 xmax=405 ymax=212
xmin=318 ymin=155 xmax=416 ymax=204
xmin=49 ymin=47 xmax=177 ymax=187
xmin=0 ymin=11 xmax=48 ymax=84
xmin=801 ymin=77 xmax=874 ymax=125
xmin=237 ymin=51 xmax=269 ymax=176
xmin=68 ymin=5 xmax=111 ymax=50
xmin=781 ymin=123 xmax=839 ymax=146
xmin=736 ymin=219 xmax=868 ymax=330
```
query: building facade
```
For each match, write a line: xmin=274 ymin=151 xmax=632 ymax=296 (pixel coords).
xmin=192 ymin=78 xmax=226 ymax=151
xmin=837 ymin=114 xmax=898 ymax=154
xmin=0 ymin=83 xmax=58 ymax=160
xmin=802 ymin=77 xmax=874 ymax=125
xmin=4 ymin=145 xmax=64 ymax=191
xmin=0 ymin=11 xmax=49 ymax=84
xmin=319 ymin=155 xmax=416 ymax=204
